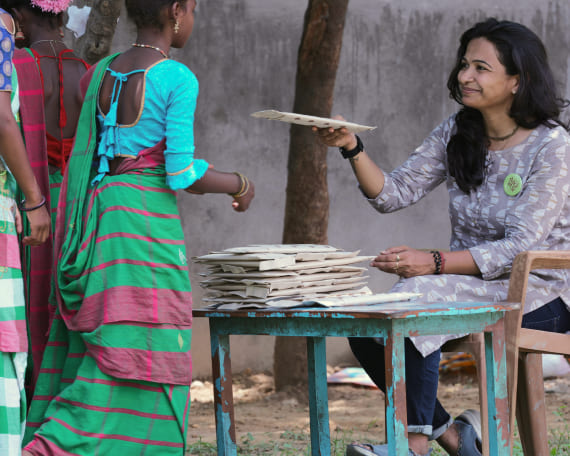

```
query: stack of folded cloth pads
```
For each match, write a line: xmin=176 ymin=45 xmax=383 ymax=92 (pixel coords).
xmin=193 ymin=244 xmax=374 ymax=310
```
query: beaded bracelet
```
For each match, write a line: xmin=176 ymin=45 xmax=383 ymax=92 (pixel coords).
xmin=229 ymin=172 xmax=250 ymax=198
xmin=430 ymin=250 xmax=442 ymax=275
xmin=19 ymin=195 xmax=46 ymax=212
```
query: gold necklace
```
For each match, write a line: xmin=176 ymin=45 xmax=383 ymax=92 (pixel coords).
xmin=488 ymin=125 xmax=519 ymax=142
xmin=131 ymin=43 xmax=169 ymax=59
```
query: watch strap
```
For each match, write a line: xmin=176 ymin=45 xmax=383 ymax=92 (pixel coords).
xmin=339 ymin=135 xmax=363 ymax=159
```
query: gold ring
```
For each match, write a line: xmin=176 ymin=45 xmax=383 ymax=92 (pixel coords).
xmin=395 ymin=261 xmax=399 ymax=274
xmin=396 ymin=254 xmax=400 ymax=262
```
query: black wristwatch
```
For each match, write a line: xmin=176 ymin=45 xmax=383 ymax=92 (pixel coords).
xmin=339 ymin=135 xmax=364 ymax=159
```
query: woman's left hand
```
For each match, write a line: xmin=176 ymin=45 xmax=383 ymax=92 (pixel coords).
xmin=371 ymin=245 xmax=435 ymax=278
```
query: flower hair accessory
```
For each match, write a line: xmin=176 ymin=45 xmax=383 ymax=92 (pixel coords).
xmin=30 ymin=0 xmax=73 ymax=14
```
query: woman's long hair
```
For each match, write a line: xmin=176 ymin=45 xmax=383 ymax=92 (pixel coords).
xmin=446 ymin=18 xmax=569 ymax=193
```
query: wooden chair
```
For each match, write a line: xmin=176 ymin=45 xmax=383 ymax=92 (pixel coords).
xmin=443 ymin=250 xmax=570 ymax=456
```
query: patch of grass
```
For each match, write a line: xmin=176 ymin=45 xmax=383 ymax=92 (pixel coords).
xmin=187 ymin=409 xmax=570 ymax=455
xmin=237 ymin=431 xmax=310 ymax=455
xmin=187 ymin=437 xmax=217 ymax=454
xmin=548 ymin=406 xmax=570 ymax=455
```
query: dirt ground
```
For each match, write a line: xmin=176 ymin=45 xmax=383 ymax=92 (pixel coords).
xmin=187 ymin=365 xmax=570 ymax=450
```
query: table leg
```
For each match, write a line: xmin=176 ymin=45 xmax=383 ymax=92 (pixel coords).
xmin=307 ymin=336 xmax=331 ymax=456
xmin=210 ymin=327 xmax=237 ymax=456
xmin=484 ymin=320 xmax=510 ymax=456
xmin=384 ymin=327 xmax=408 ymax=456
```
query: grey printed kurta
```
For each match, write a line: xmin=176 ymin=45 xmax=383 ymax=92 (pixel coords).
xmin=367 ymin=115 xmax=570 ymax=356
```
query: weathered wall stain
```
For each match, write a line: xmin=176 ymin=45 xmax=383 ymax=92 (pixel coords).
xmin=108 ymin=1 xmax=570 ymax=376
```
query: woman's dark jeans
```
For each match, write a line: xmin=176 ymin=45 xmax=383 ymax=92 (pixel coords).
xmin=348 ymin=297 xmax=570 ymax=437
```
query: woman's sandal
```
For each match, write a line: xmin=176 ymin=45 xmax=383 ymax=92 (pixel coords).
xmin=455 ymin=409 xmax=483 ymax=456
xmin=346 ymin=442 xmax=432 ymax=456
xmin=346 ymin=443 xmax=381 ymax=456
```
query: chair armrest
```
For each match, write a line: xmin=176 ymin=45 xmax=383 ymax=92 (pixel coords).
xmin=519 ymin=328 xmax=570 ymax=355
xmin=507 ymin=250 xmax=570 ymax=306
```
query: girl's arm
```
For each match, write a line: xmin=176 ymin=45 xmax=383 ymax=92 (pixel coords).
xmin=186 ymin=169 xmax=255 ymax=212
xmin=0 ymin=92 xmax=50 ymax=245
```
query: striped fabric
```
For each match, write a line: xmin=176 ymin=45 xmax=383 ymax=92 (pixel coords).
xmin=48 ymin=168 xmax=63 ymax=230
xmin=0 ymin=352 xmax=27 ymax=456
xmin=0 ymin=39 xmax=29 ymax=456
xmin=0 ymin=34 xmax=29 ymax=456
xmin=0 ymin=169 xmax=27 ymax=354
xmin=12 ymin=48 xmax=53 ymax=397
xmin=25 ymin=54 xmax=194 ymax=454
xmin=46 ymin=134 xmax=73 ymax=232
xmin=24 ymin=315 xmax=191 ymax=454
xmin=0 ymin=68 xmax=27 ymax=355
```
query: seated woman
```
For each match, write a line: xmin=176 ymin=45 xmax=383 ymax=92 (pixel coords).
xmin=315 ymin=17 xmax=570 ymax=456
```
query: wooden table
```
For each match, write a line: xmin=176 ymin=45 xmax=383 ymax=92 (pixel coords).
xmin=193 ymin=299 xmax=519 ymax=456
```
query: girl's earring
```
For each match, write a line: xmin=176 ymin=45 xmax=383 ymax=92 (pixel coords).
xmin=174 ymin=20 xmax=180 ymax=34
xmin=15 ymin=25 xmax=25 ymax=42
xmin=59 ymin=27 xmax=64 ymax=38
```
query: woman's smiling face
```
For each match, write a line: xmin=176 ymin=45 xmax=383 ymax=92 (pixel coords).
xmin=457 ymin=37 xmax=519 ymax=115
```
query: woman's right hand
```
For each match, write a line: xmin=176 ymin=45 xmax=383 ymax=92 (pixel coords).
xmin=22 ymin=205 xmax=51 ymax=246
xmin=312 ymin=116 xmax=357 ymax=149
xmin=231 ymin=180 xmax=255 ymax=212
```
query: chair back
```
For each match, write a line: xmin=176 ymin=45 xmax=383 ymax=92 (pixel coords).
xmin=505 ymin=250 xmax=570 ymax=450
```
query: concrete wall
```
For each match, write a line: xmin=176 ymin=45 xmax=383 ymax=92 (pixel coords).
xmin=104 ymin=1 xmax=570 ymax=378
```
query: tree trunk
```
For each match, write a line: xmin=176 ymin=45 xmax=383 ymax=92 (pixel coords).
xmin=274 ymin=0 xmax=349 ymax=392
xmin=72 ymin=0 xmax=122 ymax=64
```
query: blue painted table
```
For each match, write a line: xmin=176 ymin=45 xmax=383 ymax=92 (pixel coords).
xmin=193 ymin=299 xmax=519 ymax=456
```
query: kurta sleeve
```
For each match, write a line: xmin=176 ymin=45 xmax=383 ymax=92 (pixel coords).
xmin=0 ymin=18 xmax=14 ymax=92
xmin=469 ymin=128 xmax=570 ymax=279
xmin=366 ymin=117 xmax=453 ymax=212
xmin=163 ymin=63 xmax=209 ymax=190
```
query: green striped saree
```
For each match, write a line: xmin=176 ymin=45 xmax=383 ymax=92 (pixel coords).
xmin=24 ymin=55 xmax=193 ymax=455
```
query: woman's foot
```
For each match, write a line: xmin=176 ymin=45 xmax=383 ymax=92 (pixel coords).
xmin=456 ymin=409 xmax=482 ymax=444
xmin=436 ymin=409 xmax=482 ymax=456
xmin=346 ymin=442 xmax=433 ymax=456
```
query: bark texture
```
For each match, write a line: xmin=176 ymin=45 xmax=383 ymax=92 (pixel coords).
xmin=274 ymin=0 xmax=349 ymax=391
xmin=73 ymin=0 xmax=122 ymax=64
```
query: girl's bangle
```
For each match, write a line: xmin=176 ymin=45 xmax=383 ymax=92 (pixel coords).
xmin=19 ymin=195 xmax=46 ymax=212
xmin=229 ymin=172 xmax=250 ymax=198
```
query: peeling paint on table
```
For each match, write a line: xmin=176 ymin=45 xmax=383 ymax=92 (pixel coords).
xmin=194 ymin=299 xmax=519 ymax=456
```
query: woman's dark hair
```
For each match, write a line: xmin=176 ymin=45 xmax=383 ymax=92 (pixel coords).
xmin=0 ymin=0 xmax=61 ymax=29
xmin=125 ymin=0 xmax=187 ymax=30
xmin=0 ymin=0 xmax=30 ymax=9
xmin=446 ymin=18 xmax=569 ymax=193
xmin=0 ymin=0 xmax=59 ymax=17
